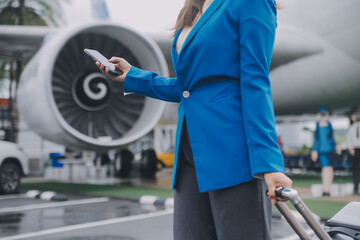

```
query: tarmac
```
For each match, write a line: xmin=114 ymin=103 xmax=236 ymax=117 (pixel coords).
xmin=0 ymin=192 xmax=172 ymax=240
xmin=1 ymin=168 xmax=359 ymax=240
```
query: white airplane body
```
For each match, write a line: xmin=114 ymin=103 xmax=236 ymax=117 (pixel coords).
xmin=271 ymin=0 xmax=360 ymax=115
xmin=0 ymin=0 xmax=359 ymax=150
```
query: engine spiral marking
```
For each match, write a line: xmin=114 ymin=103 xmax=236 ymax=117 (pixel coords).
xmin=83 ymin=74 xmax=108 ymax=100
xmin=73 ymin=72 xmax=111 ymax=111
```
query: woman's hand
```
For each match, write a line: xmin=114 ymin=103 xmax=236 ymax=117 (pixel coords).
xmin=264 ymin=172 xmax=293 ymax=204
xmin=311 ymin=151 xmax=318 ymax=162
xmin=96 ymin=57 xmax=131 ymax=82
xmin=349 ymin=148 xmax=355 ymax=156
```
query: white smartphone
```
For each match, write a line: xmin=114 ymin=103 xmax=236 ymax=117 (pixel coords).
xmin=84 ymin=48 xmax=123 ymax=76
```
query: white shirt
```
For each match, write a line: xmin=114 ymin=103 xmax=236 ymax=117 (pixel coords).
xmin=176 ymin=0 xmax=214 ymax=54
xmin=347 ymin=122 xmax=360 ymax=149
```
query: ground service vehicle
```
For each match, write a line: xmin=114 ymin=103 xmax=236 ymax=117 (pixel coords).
xmin=0 ymin=140 xmax=29 ymax=194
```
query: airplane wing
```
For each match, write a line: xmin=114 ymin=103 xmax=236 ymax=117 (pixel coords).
xmin=0 ymin=24 xmax=320 ymax=71
xmin=0 ymin=25 xmax=56 ymax=60
xmin=147 ymin=28 xmax=324 ymax=74
xmin=271 ymin=25 xmax=323 ymax=69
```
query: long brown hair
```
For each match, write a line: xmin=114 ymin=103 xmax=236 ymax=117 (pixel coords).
xmin=173 ymin=0 xmax=206 ymax=35
xmin=173 ymin=0 xmax=281 ymax=36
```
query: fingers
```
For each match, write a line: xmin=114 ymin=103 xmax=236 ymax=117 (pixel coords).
xmin=264 ymin=172 xmax=293 ymax=205
xmin=96 ymin=62 xmax=109 ymax=74
xmin=265 ymin=174 xmax=277 ymax=204
xmin=96 ymin=62 xmax=111 ymax=77
xmin=276 ymin=177 xmax=293 ymax=202
xmin=96 ymin=62 xmax=105 ymax=72
xmin=286 ymin=177 xmax=293 ymax=188
xmin=95 ymin=59 xmax=127 ymax=82
xmin=109 ymin=57 xmax=130 ymax=70
xmin=108 ymin=57 xmax=122 ymax=63
xmin=267 ymin=183 xmax=276 ymax=205
xmin=95 ymin=62 xmax=124 ymax=82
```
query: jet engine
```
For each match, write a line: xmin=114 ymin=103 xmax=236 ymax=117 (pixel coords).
xmin=17 ymin=23 xmax=168 ymax=152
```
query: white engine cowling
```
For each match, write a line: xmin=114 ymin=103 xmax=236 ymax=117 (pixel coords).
xmin=17 ymin=23 xmax=168 ymax=151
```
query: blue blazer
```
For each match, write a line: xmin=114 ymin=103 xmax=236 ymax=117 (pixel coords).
xmin=124 ymin=0 xmax=284 ymax=192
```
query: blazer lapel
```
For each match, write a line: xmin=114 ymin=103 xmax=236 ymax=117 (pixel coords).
xmin=178 ymin=0 xmax=225 ymax=57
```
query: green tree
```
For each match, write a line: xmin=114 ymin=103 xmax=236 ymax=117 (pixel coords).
xmin=0 ymin=0 xmax=67 ymax=26
xmin=0 ymin=0 xmax=69 ymax=142
xmin=296 ymin=144 xmax=312 ymax=155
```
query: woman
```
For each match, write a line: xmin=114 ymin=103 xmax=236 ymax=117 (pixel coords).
xmin=346 ymin=110 xmax=360 ymax=195
xmin=311 ymin=107 xmax=337 ymax=197
xmin=97 ymin=0 xmax=292 ymax=239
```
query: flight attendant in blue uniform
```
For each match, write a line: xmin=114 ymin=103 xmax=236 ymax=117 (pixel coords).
xmin=97 ymin=0 xmax=292 ymax=238
xmin=311 ymin=107 xmax=337 ymax=197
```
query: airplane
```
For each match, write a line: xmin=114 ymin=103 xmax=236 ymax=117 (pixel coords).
xmin=0 ymin=0 xmax=359 ymax=175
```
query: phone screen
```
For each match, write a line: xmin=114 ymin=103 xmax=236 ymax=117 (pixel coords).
xmin=84 ymin=49 xmax=124 ymax=76
xmin=84 ymin=49 xmax=116 ymax=71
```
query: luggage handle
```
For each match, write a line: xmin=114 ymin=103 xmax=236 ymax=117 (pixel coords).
xmin=275 ymin=201 xmax=313 ymax=240
xmin=274 ymin=187 xmax=332 ymax=240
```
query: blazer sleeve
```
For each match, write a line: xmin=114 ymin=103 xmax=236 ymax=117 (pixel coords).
xmin=123 ymin=66 xmax=181 ymax=103
xmin=239 ymin=0 xmax=285 ymax=176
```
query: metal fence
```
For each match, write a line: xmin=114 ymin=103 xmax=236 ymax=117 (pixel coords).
xmin=284 ymin=150 xmax=353 ymax=171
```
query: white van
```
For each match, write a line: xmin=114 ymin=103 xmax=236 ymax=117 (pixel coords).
xmin=0 ymin=140 xmax=29 ymax=194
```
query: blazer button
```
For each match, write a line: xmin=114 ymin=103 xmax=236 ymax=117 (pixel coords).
xmin=183 ymin=91 xmax=190 ymax=98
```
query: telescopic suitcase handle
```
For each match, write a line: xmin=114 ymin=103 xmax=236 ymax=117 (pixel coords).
xmin=274 ymin=187 xmax=332 ymax=240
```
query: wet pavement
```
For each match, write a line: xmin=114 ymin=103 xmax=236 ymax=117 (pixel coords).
xmin=0 ymin=191 xmax=315 ymax=240
xmin=0 ymin=168 xmax=326 ymax=240
xmin=0 ymin=193 xmax=170 ymax=240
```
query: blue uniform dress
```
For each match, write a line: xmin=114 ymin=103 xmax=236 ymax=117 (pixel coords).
xmin=313 ymin=122 xmax=336 ymax=167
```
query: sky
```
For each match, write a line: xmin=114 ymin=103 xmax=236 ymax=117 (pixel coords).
xmin=62 ymin=0 xmax=185 ymax=34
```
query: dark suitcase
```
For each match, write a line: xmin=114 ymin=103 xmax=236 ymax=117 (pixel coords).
xmin=274 ymin=187 xmax=360 ymax=240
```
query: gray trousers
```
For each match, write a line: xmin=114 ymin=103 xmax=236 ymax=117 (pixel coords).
xmin=174 ymin=120 xmax=272 ymax=240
